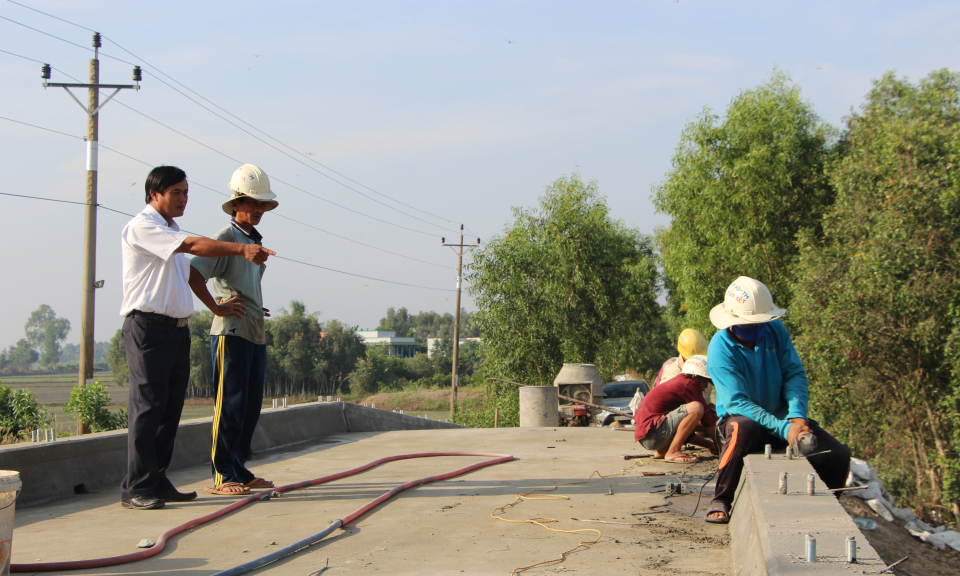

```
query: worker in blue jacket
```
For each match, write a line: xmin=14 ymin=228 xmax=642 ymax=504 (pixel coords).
xmin=704 ymin=276 xmax=850 ymax=524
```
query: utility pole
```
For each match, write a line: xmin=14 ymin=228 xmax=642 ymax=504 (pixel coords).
xmin=442 ymin=226 xmax=479 ymax=421
xmin=41 ymin=33 xmax=141 ymax=434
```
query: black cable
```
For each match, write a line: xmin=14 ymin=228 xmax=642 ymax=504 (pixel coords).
xmin=1 ymin=114 xmax=452 ymax=269
xmin=140 ymin=70 xmax=454 ymax=233
xmin=270 ymin=255 xmax=453 ymax=291
xmin=271 ymin=213 xmax=451 ymax=269
xmin=689 ymin=466 xmax=719 ymax=518
xmin=0 ymin=191 xmax=91 ymax=205
xmin=5 ymin=0 xmax=466 ymax=230
xmin=0 ymin=115 xmax=83 ymax=139
xmin=1 ymin=46 xmax=443 ymax=238
xmin=0 ymin=14 xmax=135 ymax=65
xmin=6 ymin=0 xmax=92 ymax=32
xmin=103 ymin=98 xmax=441 ymax=237
xmin=0 ymin=191 xmax=454 ymax=291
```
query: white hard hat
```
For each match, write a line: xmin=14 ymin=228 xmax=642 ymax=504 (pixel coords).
xmin=222 ymin=163 xmax=279 ymax=215
xmin=709 ymin=276 xmax=786 ymax=330
xmin=681 ymin=355 xmax=710 ymax=379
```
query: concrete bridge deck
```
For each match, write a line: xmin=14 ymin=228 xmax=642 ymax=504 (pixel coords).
xmin=4 ymin=404 xmax=883 ymax=575
xmin=11 ymin=425 xmax=731 ymax=575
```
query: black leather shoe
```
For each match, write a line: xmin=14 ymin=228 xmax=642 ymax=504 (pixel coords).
xmin=121 ymin=496 xmax=165 ymax=510
xmin=155 ymin=488 xmax=198 ymax=502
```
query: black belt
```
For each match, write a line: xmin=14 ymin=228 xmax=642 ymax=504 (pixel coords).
xmin=128 ymin=310 xmax=190 ymax=327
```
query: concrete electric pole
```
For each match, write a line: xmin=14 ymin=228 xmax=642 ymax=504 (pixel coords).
xmin=41 ymin=33 xmax=140 ymax=434
xmin=442 ymin=226 xmax=479 ymax=421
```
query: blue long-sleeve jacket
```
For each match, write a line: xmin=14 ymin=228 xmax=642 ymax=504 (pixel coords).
xmin=707 ymin=319 xmax=808 ymax=439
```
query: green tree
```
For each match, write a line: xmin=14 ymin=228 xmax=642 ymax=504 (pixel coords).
xmin=377 ymin=307 xmax=480 ymax=340
xmin=0 ymin=382 xmax=50 ymax=441
xmin=653 ymin=71 xmax=835 ymax=334
xmin=316 ymin=319 xmax=367 ymax=396
xmin=793 ymin=70 xmax=960 ymax=523
xmin=7 ymin=339 xmax=38 ymax=372
xmin=104 ymin=329 xmax=129 ymax=386
xmin=187 ymin=312 xmax=214 ymax=397
xmin=468 ymin=173 xmax=669 ymax=394
xmin=349 ymin=355 xmax=381 ymax=396
xmin=24 ymin=305 xmax=71 ymax=369
xmin=63 ymin=380 xmax=127 ymax=433
xmin=265 ymin=301 xmax=323 ymax=397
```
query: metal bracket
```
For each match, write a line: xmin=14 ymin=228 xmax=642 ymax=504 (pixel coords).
xmin=42 ymin=81 xmax=139 ymax=117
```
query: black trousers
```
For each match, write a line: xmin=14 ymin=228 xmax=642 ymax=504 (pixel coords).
xmin=120 ymin=316 xmax=191 ymax=500
xmin=712 ymin=415 xmax=851 ymax=507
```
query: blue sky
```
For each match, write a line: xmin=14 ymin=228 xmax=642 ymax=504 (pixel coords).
xmin=2 ymin=0 xmax=959 ymax=350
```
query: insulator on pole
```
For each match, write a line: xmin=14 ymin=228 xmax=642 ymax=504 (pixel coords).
xmin=41 ymin=63 xmax=51 ymax=79
xmin=92 ymin=32 xmax=102 ymax=48
xmin=133 ymin=65 xmax=142 ymax=81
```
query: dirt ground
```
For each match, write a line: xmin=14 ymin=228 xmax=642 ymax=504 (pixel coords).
xmin=839 ymin=494 xmax=960 ymax=576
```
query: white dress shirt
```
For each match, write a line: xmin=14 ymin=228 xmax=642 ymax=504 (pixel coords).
xmin=119 ymin=204 xmax=193 ymax=319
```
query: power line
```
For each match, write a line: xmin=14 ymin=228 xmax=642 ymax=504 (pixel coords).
xmin=2 ymin=49 xmax=438 ymax=239
xmin=4 ymin=0 xmax=467 ymax=229
xmin=101 ymin=98 xmax=443 ymax=237
xmin=268 ymin=255 xmax=454 ymax=292
xmin=6 ymin=0 xmax=92 ymax=32
xmin=0 ymin=191 xmax=90 ymax=205
xmin=0 ymin=191 xmax=453 ymax=291
xmin=2 ymin=21 xmax=460 ymax=238
xmin=0 ymin=14 xmax=135 ymax=65
xmin=139 ymin=69 xmax=454 ymax=233
xmin=0 ymin=114 xmax=83 ymax=139
xmin=0 ymin=113 xmax=452 ymax=269
xmin=2 ymin=44 xmax=442 ymax=237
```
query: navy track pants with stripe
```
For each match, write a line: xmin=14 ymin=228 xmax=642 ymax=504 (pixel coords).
xmin=712 ymin=415 xmax=851 ymax=508
xmin=211 ymin=335 xmax=266 ymax=486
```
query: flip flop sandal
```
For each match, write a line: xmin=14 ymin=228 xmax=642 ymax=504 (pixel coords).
xmin=245 ymin=478 xmax=275 ymax=489
xmin=705 ymin=502 xmax=730 ymax=524
xmin=664 ymin=454 xmax=699 ymax=463
xmin=204 ymin=482 xmax=252 ymax=496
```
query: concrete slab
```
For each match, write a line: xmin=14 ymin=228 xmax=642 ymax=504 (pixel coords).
xmin=10 ymin=427 xmax=730 ymax=575
xmin=730 ymin=454 xmax=886 ymax=574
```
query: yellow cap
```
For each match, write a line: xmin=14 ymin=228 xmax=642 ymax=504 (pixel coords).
xmin=677 ymin=329 xmax=708 ymax=361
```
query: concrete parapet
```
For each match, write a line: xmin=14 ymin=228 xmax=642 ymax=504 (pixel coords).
xmin=730 ymin=454 xmax=885 ymax=574
xmin=343 ymin=402 xmax=463 ymax=432
xmin=0 ymin=402 xmax=462 ymax=507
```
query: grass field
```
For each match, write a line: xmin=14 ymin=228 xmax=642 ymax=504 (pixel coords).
xmin=1 ymin=371 xmax=124 ymax=404
xmin=1 ymin=372 xmax=461 ymax=437
xmin=0 ymin=372 xmax=326 ymax=437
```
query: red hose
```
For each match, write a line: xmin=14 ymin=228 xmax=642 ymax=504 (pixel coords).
xmin=12 ymin=451 xmax=514 ymax=573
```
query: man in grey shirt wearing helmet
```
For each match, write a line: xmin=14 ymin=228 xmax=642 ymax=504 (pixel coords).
xmin=188 ymin=164 xmax=279 ymax=496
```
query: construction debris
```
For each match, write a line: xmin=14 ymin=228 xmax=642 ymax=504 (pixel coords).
xmin=847 ymin=458 xmax=960 ymax=553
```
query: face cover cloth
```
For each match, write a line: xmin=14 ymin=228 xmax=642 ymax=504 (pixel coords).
xmin=732 ymin=323 xmax=768 ymax=343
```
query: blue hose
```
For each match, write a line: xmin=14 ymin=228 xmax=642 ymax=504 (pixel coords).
xmin=210 ymin=520 xmax=343 ymax=576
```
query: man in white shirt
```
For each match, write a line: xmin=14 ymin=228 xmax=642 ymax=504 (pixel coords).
xmin=119 ymin=165 xmax=274 ymax=510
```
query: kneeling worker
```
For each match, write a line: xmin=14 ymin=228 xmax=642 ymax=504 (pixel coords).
xmin=633 ymin=355 xmax=718 ymax=463
xmin=653 ymin=328 xmax=709 ymax=387
xmin=705 ymin=276 xmax=851 ymax=524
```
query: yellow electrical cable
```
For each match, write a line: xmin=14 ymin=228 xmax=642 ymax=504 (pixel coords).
xmin=492 ymin=462 xmax=648 ymax=575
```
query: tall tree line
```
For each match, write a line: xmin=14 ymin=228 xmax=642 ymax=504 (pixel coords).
xmin=655 ymin=69 xmax=960 ymax=523
xmin=103 ymin=302 xmax=476 ymax=400
xmin=377 ymin=307 xmax=481 ymax=341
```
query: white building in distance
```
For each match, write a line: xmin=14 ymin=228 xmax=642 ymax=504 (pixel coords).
xmin=356 ymin=330 xmax=418 ymax=358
